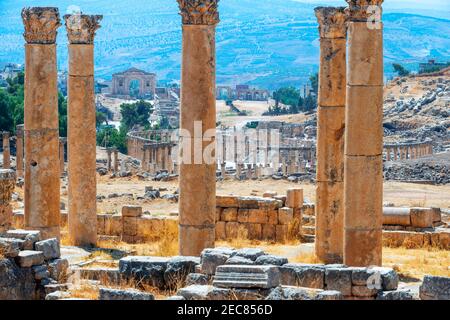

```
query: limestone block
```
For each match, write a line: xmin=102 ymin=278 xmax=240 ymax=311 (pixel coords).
xmin=34 ymin=238 xmax=60 ymax=260
xmin=177 ymin=285 xmax=214 ymax=300
xmin=215 ymin=207 xmax=222 ymax=221
xmin=262 ymin=224 xmax=276 ymax=240
xmin=419 ymin=275 xmax=450 ymax=300
xmin=221 ymin=208 xmax=238 ymax=222
xmin=164 ymin=256 xmax=200 ymax=289
xmin=216 ymin=195 xmax=238 ymax=207
xmin=263 ymin=191 xmax=277 ymax=198
xmin=315 ymin=290 xmax=343 ymax=300
xmin=246 ymin=223 xmax=262 ymax=240
xmin=255 ymin=255 xmax=288 ymax=266
xmin=286 ymin=188 xmax=303 ymax=209
xmin=352 ymin=285 xmax=378 ymax=297
xmin=431 ymin=230 xmax=450 ymax=249
xmin=32 ymin=264 xmax=50 ymax=280
xmin=274 ymin=195 xmax=286 ymax=207
xmin=16 ymin=250 xmax=45 ymax=268
xmin=431 ymin=208 xmax=442 ymax=223
xmin=200 ymin=247 xmax=234 ymax=275
xmin=99 ymin=288 xmax=154 ymax=300
xmin=266 ymin=286 xmax=322 ymax=300
xmin=231 ymin=248 xmax=266 ymax=261
xmin=225 ymin=222 xmax=240 ymax=238
xmin=410 ymin=208 xmax=433 ymax=228
xmin=370 ymin=267 xmax=399 ymax=291
xmin=122 ymin=217 xmax=138 ymax=237
xmin=325 ymin=267 xmax=352 ymax=296
xmin=96 ymin=214 xmax=106 ymax=235
xmin=122 ymin=205 xmax=142 ymax=218
xmin=47 ymin=258 xmax=69 ymax=281
xmin=278 ymin=207 xmax=294 ymax=225
xmin=344 ymin=229 xmax=382 ymax=267
xmin=376 ymin=289 xmax=417 ymax=300
xmin=347 ymin=22 xmax=383 ymax=86
xmin=316 ymin=107 xmax=345 ymax=182
xmin=237 ymin=197 xmax=260 ymax=209
xmin=237 ymin=209 xmax=249 ymax=223
xmin=119 ymin=256 xmax=169 ymax=289
xmin=105 ymin=214 xmax=122 ymax=236
xmin=382 ymin=230 xmax=425 ymax=248
xmin=382 ymin=207 xmax=411 ymax=226
xmin=186 ymin=273 xmax=209 ymax=286
xmin=215 ymin=221 xmax=226 ymax=240
xmin=225 ymin=256 xmax=255 ymax=265
xmin=279 ymin=264 xmax=325 ymax=289
xmin=345 ymin=87 xmax=384 ymax=156
xmin=276 ymin=225 xmax=288 ymax=243
xmin=213 ymin=265 xmax=281 ymax=289
xmin=5 ymin=229 xmax=41 ymax=250
xmin=267 ymin=209 xmax=278 ymax=225
xmin=247 ymin=209 xmax=268 ymax=224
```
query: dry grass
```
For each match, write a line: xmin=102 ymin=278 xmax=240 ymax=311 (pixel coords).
xmin=69 ymin=282 xmax=100 ymax=300
xmin=287 ymin=218 xmax=302 ymax=242
xmin=383 ymin=246 xmax=450 ymax=279
xmin=290 ymin=251 xmax=322 ymax=264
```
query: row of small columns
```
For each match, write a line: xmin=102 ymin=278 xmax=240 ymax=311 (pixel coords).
xmin=315 ymin=0 xmax=384 ymax=267
xmin=106 ymin=148 xmax=120 ymax=172
xmin=384 ymin=143 xmax=433 ymax=161
xmin=20 ymin=7 xmax=102 ymax=245
xmin=142 ymin=144 xmax=174 ymax=174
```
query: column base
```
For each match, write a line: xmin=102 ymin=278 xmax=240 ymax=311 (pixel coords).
xmin=179 ymin=224 xmax=215 ymax=256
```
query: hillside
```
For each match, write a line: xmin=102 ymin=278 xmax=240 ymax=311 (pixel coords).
xmin=0 ymin=0 xmax=449 ymax=88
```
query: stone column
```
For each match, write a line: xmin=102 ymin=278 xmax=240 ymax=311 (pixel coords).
xmin=22 ymin=7 xmax=61 ymax=240
xmin=113 ymin=148 xmax=119 ymax=172
xmin=385 ymin=147 xmax=391 ymax=161
xmin=59 ymin=138 xmax=65 ymax=176
xmin=344 ymin=0 xmax=384 ymax=267
xmin=65 ymin=13 xmax=102 ymax=246
xmin=177 ymin=0 xmax=219 ymax=256
xmin=2 ymin=132 xmax=10 ymax=169
xmin=16 ymin=125 xmax=24 ymax=178
xmin=0 ymin=169 xmax=15 ymax=233
xmin=107 ymin=148 xmax=112 ymax=171
xmin=314 ymin=6 xmax=347 ymax=264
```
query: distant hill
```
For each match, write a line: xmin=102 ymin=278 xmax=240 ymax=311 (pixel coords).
xmin=0 ymin=0 xmax=448 ymax=89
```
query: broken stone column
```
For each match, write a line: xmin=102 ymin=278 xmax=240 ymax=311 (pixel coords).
xmin=59 ymin=138 xmax=65 ymax=176
xmin=113 ymin=148 xmax=119 ymax=172
xmin=16 ymin=125 xmax=24 ymax=178
xmin=0 ymin=169 xmax=15 ymax=233
xmin=177 ymin=0 xmax=219 ymax=256
xmin=22 ymin=7 xmax=61 ymax=240
xmin=314 ymin=6 xmax=347 ymax=264
xmin=65 ymin=13 xmax=102 ymax=246
xmin=344 ymin=0 xmax=384 ymax=267
xmin=2 ymin=132 xmax=10 ymax=169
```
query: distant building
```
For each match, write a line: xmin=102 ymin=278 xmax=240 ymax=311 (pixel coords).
xmin=0 ymin=63 xmax=23 ymax=87
xmin=419 ymin=59 xmax=447 ymax=73
xmin=216 ymin=84 xmax=270 ymax=101
xmin=110 ymin=67 xmax=156 ymax=99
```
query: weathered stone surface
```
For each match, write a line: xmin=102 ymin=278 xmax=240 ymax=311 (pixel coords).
xmin=419 ymin=275 xmax=450 ymax=300
xmin=44 ymin=283 xmax=70 ymax=295
xmin=99 ymin=288 xmax=155 ymax=300
xmin=47 ymin=258 xmax=69 ymax=281
xmin=0 ymin=237 xmax=21 ymax=257
xmin=410 ymin=208 xmax=433 ymax=228
xmin=200 ymin=247 xmax=234 ymax=275
xmin=377 ymin=289 xmax=417 ymax=300
xmin=266 ymin=286 xmax=321 ymax=300
xmin=32 ymin=264 xmax=50 ymax=280
xmin=16 ymin=250 xmax=45 ymax=268
xmin=186 ymin=273 xmax=209 ymax=286
xmin=34 ymin=238 xmax=60 ymax=260
xmin=45 ymin=290 xmax=71 ymax=300
xmin=119 ymin=256 xmax=169 ymax=288
xmin=371 ymin=267 xmax=399 ymax=291
xmin=316 ymin=290 xmax=344 ymax=300
xmin=255 ymin=255 xmax=288 ymax=266
xmin=225 ymin=256 xmax=255 ymax=265
xmin=279 ymin=263 xmax=325 ymax=289
xmin=351 ymin=285 xmax=378 ymax=297
xmin=213 ymin=265 xmax=280 ymax=289
xmin=164 ymin=256 xmax=200 ymax=289
xmin=216 ymin=195 xmax=238 ymax=207
xmin=231 ymin=248 xmax=266 ymax=261
xmin=325 ymin=268 xmax=352 ymax=296
xmin=166 ymin=295 xmax=186 ymax=300
xmin=278 ymin=207 xmax=294 ymax=225
xmin=5 ymin=229 xmax=40 ymax=250
xmin=0 ymin=258 xmax=37 ymax=299
xmin=177 ymin=285 xmax=213 ymax=300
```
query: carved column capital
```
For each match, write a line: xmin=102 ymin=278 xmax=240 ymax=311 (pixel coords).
xmin=345 ymin=0 xmax=383 ymax=22
xmin=315 ymin=7 xmax=347 ymax=39
xmin=21 ymin=7 xmax=61 ymax=44
xmin=64 ymin=14 xmax=102 ymax=44
xmin=177 ymin=0 xmax=220 ymax=25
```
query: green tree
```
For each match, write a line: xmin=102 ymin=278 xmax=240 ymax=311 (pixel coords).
xmin=96 ymin=111 xmax=108 ymax=127
xmin=96 ymin=126 xmax=128 ymax=154
xmin=309 ymin=73 xmax=318 ymax=94
xmin=273 ymin=87 xmax=301 ymax=111
xmin=120 ymin=100 xmax=153 ymax=131
xmin=392 ymin=63 xmax=410 ymax=77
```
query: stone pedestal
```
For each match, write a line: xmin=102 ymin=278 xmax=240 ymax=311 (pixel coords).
xmin=177 ymin=0 xmax=219 ymax=256
xmin=0 ymin=169 xmax=15 ymax=233
xmin=65 ymin=14 xmax=102 ymax=246
xmin=344 ymin=0 xmax=384 ymax=267
xmin=2 ymin=132 xmax=10 ymax=169
xmin=16 ymin=125 xmax=24 ymax=178
xmin=22 ymin=7 xmax=61 ymax=240
xmin=314 ymin=7 xmax=347 ymax=264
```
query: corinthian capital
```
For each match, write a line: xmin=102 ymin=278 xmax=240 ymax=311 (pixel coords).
xmin=64 ymin=14 xmax=102 ymax=44
xmin=315 ymin=7 xmax=347 ymax=39
xmin=346 ymin=0 xmax=383 ymax=22
xmin=177 ymin=0 xmax=220 ymax=25
xmin=21 ymin=7 xmax=61 ymax=44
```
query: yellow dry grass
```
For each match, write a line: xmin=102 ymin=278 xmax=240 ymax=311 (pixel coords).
xmin=69 ymin=283 xmax=100 ymax=300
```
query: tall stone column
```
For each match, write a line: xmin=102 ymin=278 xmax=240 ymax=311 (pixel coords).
xmin=16 ymin=125 xmax=24 ymax=178
xmin=344 ymin=0 xmax=384 ymax=267
xmin=0 ymin=169 xmax=16 ymax=233
xmin=107 ymin=148 xmax=112 ymax=171
xmin=314 ymin=6 xmax=347 ymax=264
xmin=65 ymin=13 xmax=102 ymax=246
xmin=59 ymin=138 xmax=65 ymax=176
xmin=113 ymin=148 xmax=119 ymax=172
xmin=2 ymin=132 xmax=10 ymax=169
xmin=386 ymin=147 xmax=391 ymax=161
xmin=177 ymin=0 xmax=219 ymax=256
xmin=22 ymin=7 xmax=61 ymax=240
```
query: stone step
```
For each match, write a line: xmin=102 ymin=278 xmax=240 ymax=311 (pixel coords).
xmin=213 ymin=265 xmax=280 ymax=289
xmin=301 ymin=234 xmax=316 ymax=243
xmin=302 ymin=226 xmax=316 ymax=236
